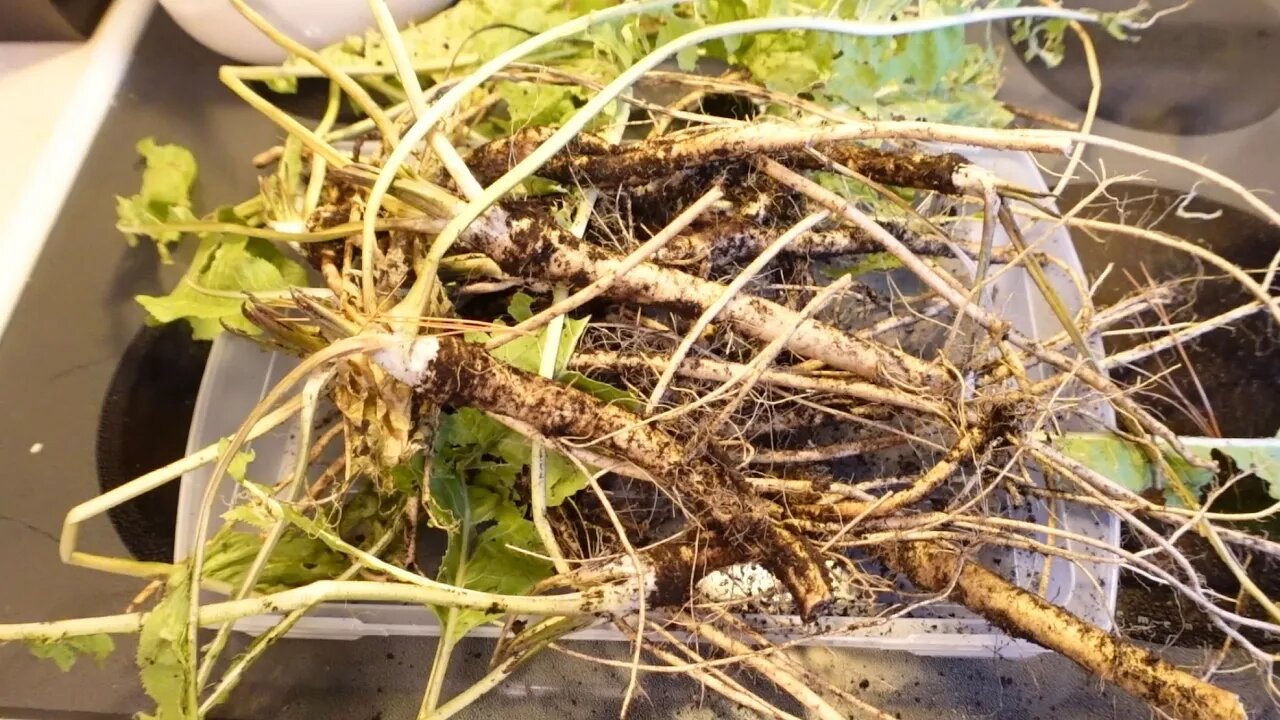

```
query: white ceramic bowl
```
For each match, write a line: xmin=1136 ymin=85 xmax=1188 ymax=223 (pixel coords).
xmin=159 ymin=0 xmax=453 ymax=64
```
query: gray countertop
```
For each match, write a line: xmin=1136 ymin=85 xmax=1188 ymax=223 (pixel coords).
xmin=0 ymin=7 xmax=1275 ymax=720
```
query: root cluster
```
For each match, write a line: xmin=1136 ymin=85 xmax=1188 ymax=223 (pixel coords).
xmin=11 ymin=3 xmax=1280 ymax=720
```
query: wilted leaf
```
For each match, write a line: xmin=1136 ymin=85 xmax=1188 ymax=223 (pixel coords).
xmin=221 ymin=502 xmax=273 ymax=531
xmin=26 ymin=634 xmax=115 ymax=671
xmin=116 ymin=138 xmax=198 ymax=263
xmin=202 ymin=524 xmax=348 ymax=592
xmin=136 ymin=235 xmax=307 ymax=340
xmin=137 ymin=567 xmax=193 ymax=720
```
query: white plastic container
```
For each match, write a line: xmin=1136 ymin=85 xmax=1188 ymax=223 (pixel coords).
xmin=176 ymin=149 xmax=1120 ymax=656
xmin=159 ymin=0 xmax=452 ymax=64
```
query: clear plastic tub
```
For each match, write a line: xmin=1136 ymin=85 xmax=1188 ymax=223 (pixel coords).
xmin=176 ymin=148 xmax=1120 ymax=656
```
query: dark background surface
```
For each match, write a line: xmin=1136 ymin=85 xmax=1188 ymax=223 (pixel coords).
xmin=0 ymin=5 xmax=1277 ymax=720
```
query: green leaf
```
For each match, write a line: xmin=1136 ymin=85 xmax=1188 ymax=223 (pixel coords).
xmin=697 ymin=0 xmax=750 ymax=57
xmin=202 ymin=523 xmax=348 ymax=592
xmin=440 ymin=407 xmax=513 ymax=453
xmin=560 ymin=371 xmax=642 ymax=412
xmin=816 ymin=4 xmax=1014 ymax=128
xmin=555 ymin=316 xmax=590 ymax=375
xmin=439 ymin=514 xmax=552 ymax=642
xmin=389 ymin=455 xmax=424 ymax=494
xmin=1010 ymin=17 xmax=1069 ymax=67
xmin=1051 ymin=433 xmax=1280 ymax=507
xmin=136 ymin=235 xmax=307 ymax=340
xmin=217 ymin=441 xmax=256 ymax=484
xmin=437 ymin=407 xmax=588 ymax=508
xmin=137 ymin=566 xmax=194 ymax=720
xmin=431 ymin=395 xmax=602 ymax=640
xmin=507 ymin=292 xmax=536 ymax=323
xmin=430 ymin=430 xmax=553 ymax=643
xmin=1052 ymin=433 xmax=1206 ymax=507
xmin=293 ymin=0 xmax=577 ymax=82
xmin=136 ymin=138 xmax=197 ymax=209
xmin=583 ymin=18 xmax=647 ymax=69
xmin=901 ymin=24 xmax=965 ymax=91
xmin=497 ymin=81 xmax=583 ymax=129
xmin=544 ymin=451 xmax=590 ymax=506
xmin=740 ymin=31 xmax=831 ymax=95
xmin=824 ymin=52 xmax=884 ymax=107
xmin=116 ymin=138 xmax=198 ymax=263
xmin=812 ymin=169 xmax=914 ymax=216
xmin=487 ymin=294 xmax=589 ymax=375
xmin=822 ymin=252 xmax=904 ymax=279
xmin=656 ymin=13 xmax=702 ymax=71
xmin=1099 ymin=7 xmax=1146 ymax=41
xmin=26 ymin=634 xmax=115 ymax=672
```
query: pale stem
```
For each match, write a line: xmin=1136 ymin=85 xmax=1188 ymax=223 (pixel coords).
xmin=197 ymin=526 xmax=402 ymax=717
xmin=362 ymin=0 xmax=684 ymax=312
xmin=645 ymin=210 xmax=829 ymax=414
xmin=196 ymin=370 xmax=334 ymax=689
xmin=304 ymin=81 xmax=343 ymax=219
xmin=185 ymin=335 xmax=409 ymax=706
xmin=230 ymin=0 xmax=399 ymax=143
xmin=0 ymin=581 xmax=623 ymax=644
xmin=219 ymin=68 xmax=348 ymax=167
xmin=59 ymin=396 xmax=304 ymax=576
xmin=486 ymin=186 xmax=725 ymax=351
xmin=531 ymin=283 xmax=572 ymax=575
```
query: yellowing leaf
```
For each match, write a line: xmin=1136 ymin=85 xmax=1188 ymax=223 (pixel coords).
xmin=116 ymin=138 xmax=198 ymax=263
xmin=218 ymin=441 xmax=255 ymax=484
xmin=221 ymin=503 xmax=273 ymax=531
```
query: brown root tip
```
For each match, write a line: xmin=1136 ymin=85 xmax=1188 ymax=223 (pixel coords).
xmin=798 ymin=596 xmax=833 ymax=624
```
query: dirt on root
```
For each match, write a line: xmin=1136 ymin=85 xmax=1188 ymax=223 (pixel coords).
xmin=413 ymin=334 xmax=834 ymax=616
xmin=465 ymin=126 xmax=972 ymax=196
